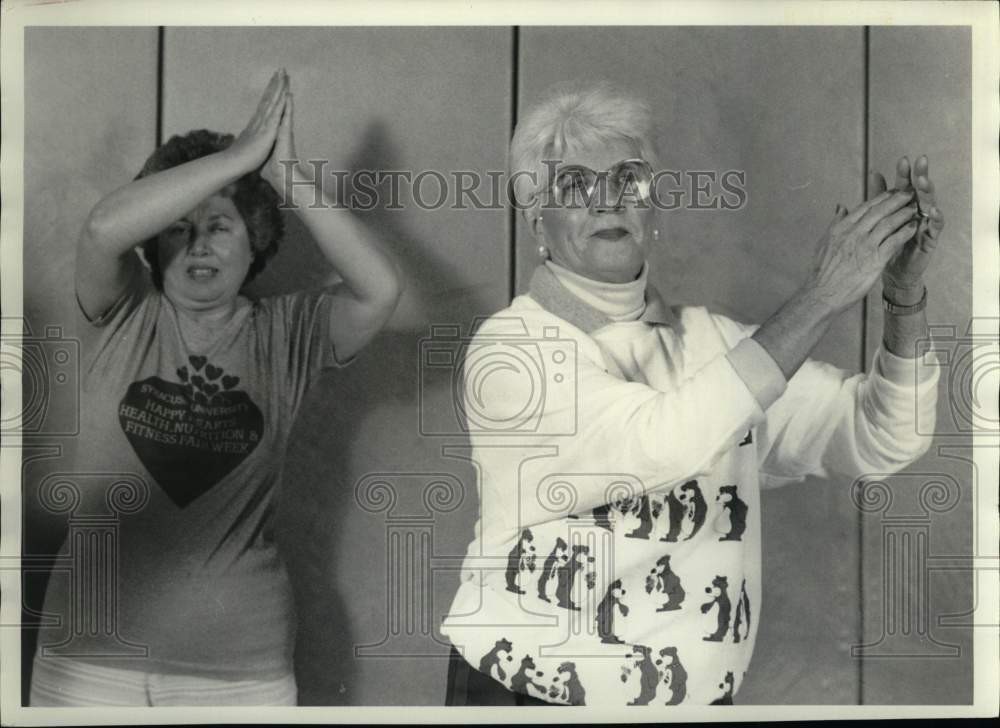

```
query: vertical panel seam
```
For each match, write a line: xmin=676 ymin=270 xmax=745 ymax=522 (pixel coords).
xmin=861 ymin=26 xmax=871 ymax=375
xmin=156 ymin=27 xmax=165 ymax=146
xmin=858 ymin=23 xmax=870 ymax=708
xmin=507 ymin=26 xmax=520 ymax=303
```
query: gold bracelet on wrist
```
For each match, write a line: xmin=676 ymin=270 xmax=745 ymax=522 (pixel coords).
xmin=882 ymin=285 xmax=927 ymax=315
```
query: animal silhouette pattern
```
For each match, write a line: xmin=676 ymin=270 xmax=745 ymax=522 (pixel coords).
xmin=662 ymin=480 xmax=707 ymax=542
xmin=596 ymin=578 xmax=630 ymax=644
xmin=537 ymin=537 xmax=568 ymax=603
xmin=656 ymin=646 xmax=688 ymax=705
xmin=716 ymin=670 xmax=735 ymax=704
xmin=548 ymin=661 xmax=587 ymax=705
xmin=592 ymin=487 xmax=638 ymax=531
xmin=716 ymin=485 xmax=747 ymax=542
xmin=504 ymin=529 xmax=536 ymax=595
xmin=555 ymin=545 xmax=593 ymax=611
xmin=479 ymin=638 xmax=515 ymax=684
xmin=625 ymin=495 xmax=656 ymax=539
xmin=732 ymin=579 xmax=751 ymax=643
xmin=701 ymin=575 xmax=732 ymax=642
xmin=490 ymin=474 xmax=754 ymax=703
xmin=510 ymin=655 xmax=548 ymax=701
xmin=592 ymin=501 xmax=616 ymax=531
xmin=591 ymin=481 xmax=709 ymax=543
xmin=623 ymin=644 xmax=660 ymax=706
xmin=645 ymin=554 xmax=686 ymax=612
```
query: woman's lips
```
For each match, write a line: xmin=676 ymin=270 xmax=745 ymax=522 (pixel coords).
xmin=591 ymin=227 xmax=630 ymax=241
xmin=186 ymin=266 xmax=219 ymax=280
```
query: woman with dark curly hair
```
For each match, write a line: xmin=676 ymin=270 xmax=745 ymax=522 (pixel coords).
xmin=30 ymin=69 xmax=401 ymax=706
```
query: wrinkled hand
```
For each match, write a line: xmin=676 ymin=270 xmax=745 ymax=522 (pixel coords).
xmin=870 ymin=155 xmax=945 ymax=299
xmin=226 ymin=69 xmax=288 ymax=175
xmin=807 ymin=189 xmax=919 ymax=314
xmin=261 ymin=74 xmax=297 ymax=190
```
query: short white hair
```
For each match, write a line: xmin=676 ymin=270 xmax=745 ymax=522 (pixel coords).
xmin=509 ymin=81 xmax=658 ymax=226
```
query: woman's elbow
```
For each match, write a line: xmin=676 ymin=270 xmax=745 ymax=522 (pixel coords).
xmin=81 ymin=207 xmax=110 ymax=245
xmin=853 ymin=425 xmax=935 ymax=476
xmin=80 ymin=205 xmax=127 ymax=255
xmin=386 ymin=268 xmax=405 ymax=308
xmin=375 ymin=273 xmax=404 ymax=321
xmin=358 ymin=277 xmax=403 ymax=335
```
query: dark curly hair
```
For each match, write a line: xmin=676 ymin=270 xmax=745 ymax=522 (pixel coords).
xmin=136 ymin=129 xmax=283 ymax=288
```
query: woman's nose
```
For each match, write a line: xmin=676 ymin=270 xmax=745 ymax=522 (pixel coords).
xmin=589 ymin=185 xmax=624 ymax=214
xmin=188 ymin=232 xmax=210 ymax=255
xmin=590 ymin=199 xmax=624 ymax=215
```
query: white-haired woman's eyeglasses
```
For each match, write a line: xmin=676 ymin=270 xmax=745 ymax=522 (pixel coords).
xmin=545 ymin=158 xmax=654 ymax=209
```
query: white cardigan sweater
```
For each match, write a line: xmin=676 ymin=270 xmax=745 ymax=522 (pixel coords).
xmin=441 ymin=263 xmax=938 ymax=706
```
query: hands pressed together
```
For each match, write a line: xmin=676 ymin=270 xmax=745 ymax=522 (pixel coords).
xmin=753 ymin=155 xmax=944 ymax=378
xmin=227 ymin=68 xmax=297 ymax=189
xmin=807 ymin=155 xmax=945 ymax=314
xmin=223 ymin=68 xmax=402 ymax=360
xmin=873 ymin=156 xmax=945 ymax=303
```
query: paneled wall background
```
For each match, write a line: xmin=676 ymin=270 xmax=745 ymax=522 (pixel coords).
xmin=22 ymin=26 xmax=973 ymax=706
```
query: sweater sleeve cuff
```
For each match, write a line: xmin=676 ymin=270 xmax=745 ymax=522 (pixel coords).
xmin=726 ymin=337 xmax=788 ymax=411
xmin=875 ymin=344 xmax=939 ymax=386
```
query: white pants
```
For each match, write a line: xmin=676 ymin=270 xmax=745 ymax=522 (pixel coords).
xmin=29 ymin=653 xmax=297 ymax=706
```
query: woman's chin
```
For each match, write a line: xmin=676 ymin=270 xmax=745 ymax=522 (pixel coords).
xmin=164 ymin=282 xmax=238 ymax=311
xmin=586 ymin=256 xmax=646 ymax=283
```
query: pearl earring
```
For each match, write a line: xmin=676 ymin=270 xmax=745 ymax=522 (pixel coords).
xmin=537 ymin=245 xmax=550 ymax=260
xmin=652 ymin=228 xmax=660 ymax=241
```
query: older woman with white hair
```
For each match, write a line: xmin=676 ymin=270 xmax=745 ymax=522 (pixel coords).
xmin=441 ymin=82 xmax=942 ymax=706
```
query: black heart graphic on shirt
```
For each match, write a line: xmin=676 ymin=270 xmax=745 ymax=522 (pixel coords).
xmin=119 ymin=376 xmax=263 ymax=508
xmin=189 ymin=355 xmax=207 ymax=371
xmin=205 ymin=364 xmax=223 ymax=381
xmin=222 ymin=374 xmax=240 ymax=390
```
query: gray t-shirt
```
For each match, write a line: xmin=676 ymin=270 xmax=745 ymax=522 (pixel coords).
xmin=39 ymin=276 xmax=343 ymax=679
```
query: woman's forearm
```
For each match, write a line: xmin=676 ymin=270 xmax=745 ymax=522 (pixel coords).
xmin=281 ymin=162 xmax=401 ymax=305
xmin=751 ymin=285 xmax=839 ymax=380
xmin=881 ymin=280 xmax=928 ymax=358
xmin=83 ymin=149 xmax=247 ymax=257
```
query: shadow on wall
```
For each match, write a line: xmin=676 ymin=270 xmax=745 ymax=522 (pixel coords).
xmin=252 ymin=120 xmax=500 ymax=317
xmin=260 ymin=122 xmax=493 ymax=705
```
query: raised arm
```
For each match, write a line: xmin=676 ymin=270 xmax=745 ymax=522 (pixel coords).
xmin=469 ymin=311 xmax=777 ymax=527
xmin=76 ymin=70 xmax=289 ymax=320
xmin=260 ymin=74 xmax=403 ymax=363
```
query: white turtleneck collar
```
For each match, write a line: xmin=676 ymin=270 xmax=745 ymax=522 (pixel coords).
xmin=545 ymin=260 xmax=648 ymax=322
